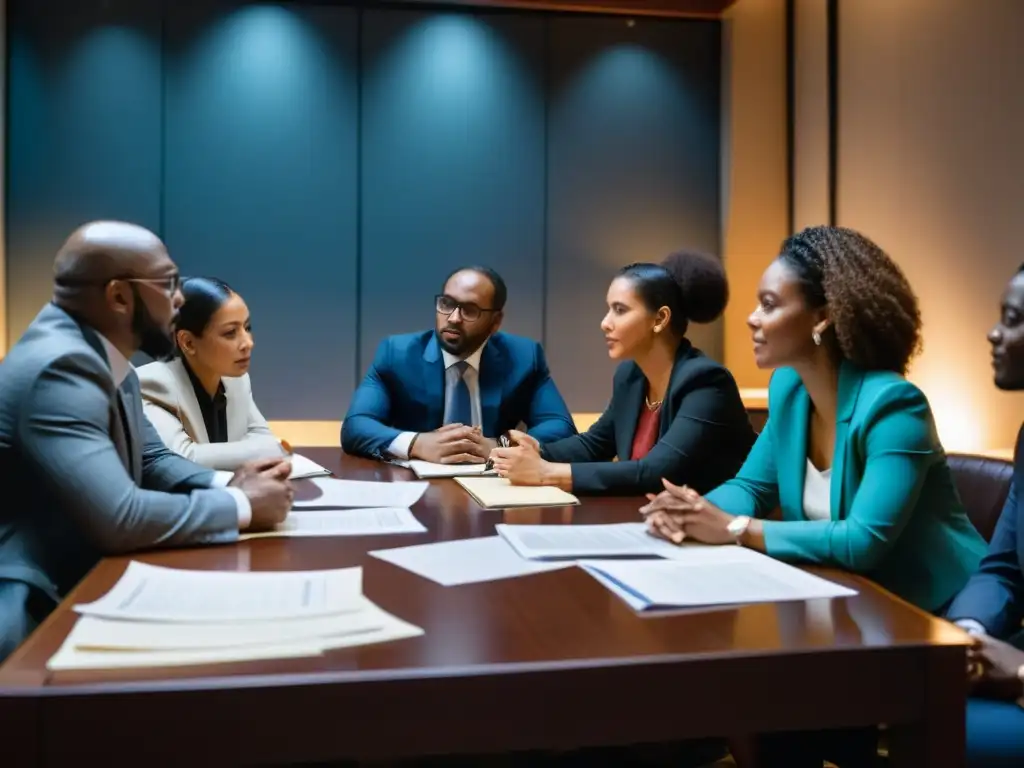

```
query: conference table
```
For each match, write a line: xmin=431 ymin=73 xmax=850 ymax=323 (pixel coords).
xmin=0 ymin=449 xmax=969 ymax=767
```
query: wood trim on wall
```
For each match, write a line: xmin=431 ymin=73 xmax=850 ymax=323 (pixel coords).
xmin=372 ymin=0 xmax=737 ymax=19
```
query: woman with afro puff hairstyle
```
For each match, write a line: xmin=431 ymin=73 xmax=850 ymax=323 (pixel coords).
xmin=644 ymin=226 xmax=985 ymax=611
xmin=489 ymin=250 xmax=756 ymax=497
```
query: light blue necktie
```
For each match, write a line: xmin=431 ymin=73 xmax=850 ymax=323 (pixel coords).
xmin=447 ymin=360 xmax=472 ymax=426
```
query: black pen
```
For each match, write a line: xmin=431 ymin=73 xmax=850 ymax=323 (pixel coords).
xmin=484 ymin=433 xmax=512 ymax=471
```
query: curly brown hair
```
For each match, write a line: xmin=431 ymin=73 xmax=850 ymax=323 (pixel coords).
xmin=779 ymin=226 xmax=922 ymax=374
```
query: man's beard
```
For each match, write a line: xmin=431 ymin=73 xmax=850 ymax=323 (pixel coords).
xmin=131 ymin=286 xmax=176 ymax=360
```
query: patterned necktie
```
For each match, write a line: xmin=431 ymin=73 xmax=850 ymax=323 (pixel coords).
xmin=447 ymin=360 xmax=473 ymax=426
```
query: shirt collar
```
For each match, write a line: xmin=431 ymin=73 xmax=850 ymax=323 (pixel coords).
xmin=97 ymin=334 xmax=132 ymax=386
xmin=440 ymin=339 xmax=486 ymax=373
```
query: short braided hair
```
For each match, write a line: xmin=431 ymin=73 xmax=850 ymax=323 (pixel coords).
xmin=779 ymin=226 xmax=922 ymax=375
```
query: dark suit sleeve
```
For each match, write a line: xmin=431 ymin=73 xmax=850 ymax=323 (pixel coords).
xmin=18 ymin=354 xmax=239 ymax=554
xmin=946 ymin=479 xmax=1024 ymax=637
xmin=564 ymin=368 xmax=750 ymax=496
xmin=542 ymin=406 xmax=617 ymax=464
xmin=521 ymin=344 xmax=577 ymax=442
xmin=341 ymin=339 xmax=402 ymax=457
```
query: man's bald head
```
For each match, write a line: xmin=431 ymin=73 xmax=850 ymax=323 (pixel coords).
xmin=53 ymin=221 xmax=169 ymax=298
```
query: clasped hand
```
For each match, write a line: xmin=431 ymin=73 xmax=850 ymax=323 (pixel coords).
xmin=639 ymin=479 xmax=737 ymax=545
xmin=967 ymin=634 xmax=1024 ymax=704
xmin=411 ymin=424 xmax=496 ymax=464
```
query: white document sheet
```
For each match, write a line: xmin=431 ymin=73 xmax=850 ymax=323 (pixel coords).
xmin=370 ymin=536 xmax=573 ymax=586
xmin=288 ymin=453 xmax=333 ymax=479
xmin=578 ymin=556 xmax=857 ymax=611
xmin=239 ymin=508 xmax=426 ymax=540
xmin=73 ymin=562 xmax=364 ymax=622
xmin=403 ymin=460 xmax=493 ymax=479
xmin=48 ymin=602 xmax=425 ymax=670
xmin=292 ymin=477 xmax=429 ymax=509
xmin=495 ymin=522 xmax=688 ymax=560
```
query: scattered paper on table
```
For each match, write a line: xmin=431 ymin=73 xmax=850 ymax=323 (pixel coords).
xmin=495 ymin=522 xmax=683 ymax=560
xmin=292 ymin=477 xmax=429 ymax=509
xmin=46 ymin=637 xmax=325 ymax=670
xmin=370 ymin=536 xmax=573 ymax=586
xmin=578 ymin=555 xmax=857 ymax=612
xmin=288 ymin=453 xmax=333 ymax=479
xmin=455 ymin=476 xmax=579 ymax=509
xmin=239 ymin=508 xmax=426 ymax=540
xmin=73 ymin=562 xmax=364 ymax=622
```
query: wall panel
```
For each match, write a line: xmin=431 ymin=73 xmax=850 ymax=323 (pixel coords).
xmin=546 ymin=15 xmax=722 ymax=410
xmin=358 ymin=8 xmax=546 ymax=374
xmin=163 ymin=3 xmax=359 ymax=418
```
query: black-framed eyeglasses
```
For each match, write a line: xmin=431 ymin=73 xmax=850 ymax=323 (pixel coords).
xmin=57 ymin=273 xmax=181 ymax=296
xmin=435 ymin=294 xmax=498 ymax=322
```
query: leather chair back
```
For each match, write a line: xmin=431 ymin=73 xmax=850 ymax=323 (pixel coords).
xmin=947 ymin=453 xmax=1014 ymax=542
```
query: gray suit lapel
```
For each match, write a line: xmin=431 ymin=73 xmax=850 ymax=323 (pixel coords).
xmin=118 ymin=375 xmax=143 ymax=484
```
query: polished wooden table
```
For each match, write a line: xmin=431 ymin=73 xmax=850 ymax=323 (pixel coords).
xmin=0 ymin=449 xmax=969 ymax=766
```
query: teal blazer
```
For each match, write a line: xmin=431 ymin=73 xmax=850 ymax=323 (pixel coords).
xmin=706 ymin=362 xmax=986 ymax=613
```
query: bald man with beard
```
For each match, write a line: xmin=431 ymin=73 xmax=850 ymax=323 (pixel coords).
xmin=0 ymin=221 xmax=294 ymax=661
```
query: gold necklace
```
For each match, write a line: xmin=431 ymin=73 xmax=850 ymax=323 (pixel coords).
xmin=645 ymin=396 xmax=663 ymax=411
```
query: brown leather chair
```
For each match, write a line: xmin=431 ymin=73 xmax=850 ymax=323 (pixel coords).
xmin=947 ymin=453 xmax=1014 ymax=542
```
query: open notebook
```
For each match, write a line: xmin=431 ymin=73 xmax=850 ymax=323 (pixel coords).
xmin=455 ymin=476 xmax=579 ymax=509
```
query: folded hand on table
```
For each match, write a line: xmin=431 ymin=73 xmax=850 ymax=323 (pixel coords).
xmin=968 ymin=634 xmax=1024 ymax=704
xmin=488 ymin=430 xmax=547 ymax=485
xmin=639 ymin=479 xmax=737 ymax=546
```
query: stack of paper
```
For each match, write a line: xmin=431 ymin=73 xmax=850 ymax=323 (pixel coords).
xmin=455 ymin=476 xmax=579 ymax=509
xmin=579 ymin=555 xmax=857 ymax=612
xmin=288 ymin=453 xmax=332 ymax=479
xmin=47 ymin=562 xmax=423 ymax=670
xmin=495 ymin=522 xmax=684 ymax=560
xmin=240 ymin=508 xmax=427 ymax=540
xmin=293 ymin=477 xmax=429 ymax=509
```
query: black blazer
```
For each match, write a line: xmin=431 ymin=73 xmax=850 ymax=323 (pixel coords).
xmin=541 ymin=341 xmax=756 ymax=496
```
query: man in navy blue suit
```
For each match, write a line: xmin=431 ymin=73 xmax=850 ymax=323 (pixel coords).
xmin=947 ymin=264 xmax=1024 ymax=766
xmin=341 ymin=266 xmax=576 ymax=462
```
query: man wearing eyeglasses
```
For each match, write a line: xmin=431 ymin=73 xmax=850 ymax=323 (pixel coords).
xmin=0 ymin=221 xmax=294 ymax=661
xmin=342 ymin=266 xmax=576 ymax=463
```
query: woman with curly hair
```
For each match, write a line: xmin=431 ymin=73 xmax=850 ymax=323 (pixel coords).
xmin=489 ymin=251 xmax=756 ymax=496
xmin=643 ymin=226 xmax=987 ymax=767
xmin=643 ymin=226 xmax=985 ymax=610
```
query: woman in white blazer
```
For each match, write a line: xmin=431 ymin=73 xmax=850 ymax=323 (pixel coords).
xmin=137 ymin=277 xmax=284 ymax=470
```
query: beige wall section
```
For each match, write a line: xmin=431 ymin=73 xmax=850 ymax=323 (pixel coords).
xmin=791 ymin=0 xmax=829 ymax=232
xmin=838 ymin=0 xmax=1024 ymax=453
xmin=720 ymin=0 xmax=789 ymax=388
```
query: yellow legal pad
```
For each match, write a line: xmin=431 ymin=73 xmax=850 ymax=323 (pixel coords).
xmin=454 ymin=476 xmax=580 ymax=509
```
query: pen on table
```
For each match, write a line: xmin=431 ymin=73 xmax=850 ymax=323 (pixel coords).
xmin=484 ymin=432 xmax=512 ymax=471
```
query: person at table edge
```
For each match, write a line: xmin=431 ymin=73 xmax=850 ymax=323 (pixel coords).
xmin=489 ymin=251 xmax=756 ymax=496
xmin=945 ymin=262 xmax=1024 ymax=767
xmin=341 ymin=266 xmax=577 ymax=463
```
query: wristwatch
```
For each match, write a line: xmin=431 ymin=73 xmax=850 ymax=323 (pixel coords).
xmin=726 ymin=515 xmax=752 ymax=544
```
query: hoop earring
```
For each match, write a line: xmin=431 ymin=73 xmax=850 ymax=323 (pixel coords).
xmin=812 ymin=331 xmax=822 ymax=346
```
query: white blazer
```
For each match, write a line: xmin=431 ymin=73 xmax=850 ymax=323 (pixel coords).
xmin=136 ymin=358 xmax=284 ymax=471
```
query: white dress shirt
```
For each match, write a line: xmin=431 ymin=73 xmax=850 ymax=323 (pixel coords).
xmin=98 ymin=336 xmax=251 ymax=528
xmin=802 ymin=459 xmax=832 ymax=521
xmin=387 ymin=342 xmax=486 ymax=459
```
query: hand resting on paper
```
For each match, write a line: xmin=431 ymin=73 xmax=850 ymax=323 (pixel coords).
xmin=229 ymin=457 xmax=294 ymax=530
xmin=488 ymin=430 xmax=572 ymax=490
xmin=640 ymin=478 xmax=739 ymax=546
xmin=410 ymin=424 xmax=496 ymax=464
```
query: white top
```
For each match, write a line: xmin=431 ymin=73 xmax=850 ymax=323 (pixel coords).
xmin=387 ymin=341 xmax=487 ymax=459
xmin=802 ymin=458 xmax=832 ymax=521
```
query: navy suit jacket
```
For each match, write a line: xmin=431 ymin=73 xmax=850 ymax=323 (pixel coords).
xmin=341 ymin=331 xmax=577 ymax=458
xmin=947 ymin=427 xmax=1024 ymax=637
